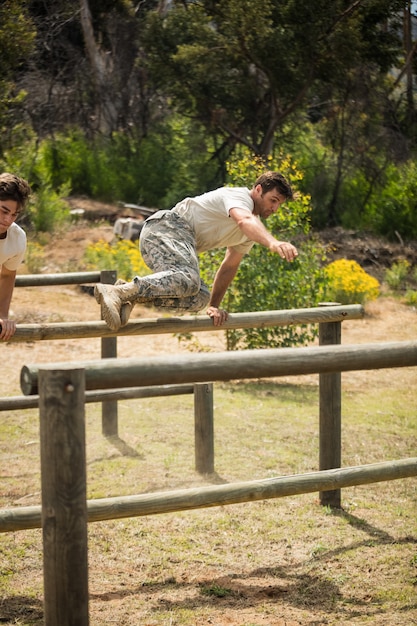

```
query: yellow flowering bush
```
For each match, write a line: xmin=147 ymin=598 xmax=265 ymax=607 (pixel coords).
xmin=324 ymin=259 xmax=380 ymax=305
xmin=83 ymin=239 xmax=150 ymax=280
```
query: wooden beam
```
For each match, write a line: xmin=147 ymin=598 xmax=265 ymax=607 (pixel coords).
xmin=15 ymin=271 xmax=102 ymax=287
xmin=1 ymin=457 xmax=416 ymax=532
xmin=0 ymin=384 xmax=195 ymax=411
xmin=20 ymin=340 xmax=417 ymax=395
xmin=9 ymin=305 xmax=365 ymax=342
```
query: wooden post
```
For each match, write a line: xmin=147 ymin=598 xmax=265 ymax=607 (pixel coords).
xmin=39 ymin=367 xmax=89 ymax=626
xmin=194 ymin=383 xmax=214 ymax=474
xmin=319 ymin=304 xmax=342 ymax=508
xmin=100 ymin=270 xmax=118 ymax=436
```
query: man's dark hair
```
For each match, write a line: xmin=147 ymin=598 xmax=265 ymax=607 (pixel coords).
xmin=254 ymin=171 xmax=294 ymax=201
xmin=0 ymin=173 xmax=31 ymax=212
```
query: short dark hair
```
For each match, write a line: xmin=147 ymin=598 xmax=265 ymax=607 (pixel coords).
xmin=254 ymin=171 xmax=294 ymax=201
xmin=0 ymin=173 xmax=31 ymax=212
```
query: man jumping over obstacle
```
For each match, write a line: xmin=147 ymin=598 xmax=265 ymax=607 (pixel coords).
xmin=0 ymin=173 xmax=31 ymax=341
xmin=95 ymin=171 xmax=298 ymax=331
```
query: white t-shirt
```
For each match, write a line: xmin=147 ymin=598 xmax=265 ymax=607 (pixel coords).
xmin=0 ymin=222 xmax=27 ymax=271
xmin=172 ymin=186 xmax=256 ymax=254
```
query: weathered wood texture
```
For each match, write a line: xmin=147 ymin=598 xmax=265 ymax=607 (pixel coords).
xmin=319 ymin=320 xmax=342 ymax=507
xmin=0 ymin=384 xmax=195 ymax=411
xmin=1 ymin=458 xmax=416 ymax=533
xmin=21 ymin=340 xmax=417 ymax=395
xmin=100 ymin=270 xmax=118 ymax=436
xmin=194 ymin=383 xmax=214 ymax=474
xmin=9 ymin=305 xmax=364 ymax=342
xmin=15 ymin=271 xmax=102 ymax=287
xmin=39 ymin=367 xmax=89 ymax=626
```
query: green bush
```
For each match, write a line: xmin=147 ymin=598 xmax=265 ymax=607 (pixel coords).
xmin=24 ymin=242 xmax=44 ymax=273
xmin=355 ymin=161 xmax=417 ymax=240
xmin=32 ymin=118 xmax=221 ymax=209
xmin=404 ymin=289 xmax=417 ymax=306
xmin=384 ymin=259 xmax=411 ymax=291
xmin=27 ymin=183 xmax=71 ymax=233
xmin=200 ymin=152 xmax=328 ymax=350
xmin=35 ymin=130 xmax=175 ymax=206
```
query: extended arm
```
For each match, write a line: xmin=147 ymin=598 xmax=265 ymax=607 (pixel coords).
xmin=207 ymin=247 xmax=244 ymax=326
xmin=0 ymin=266 xmax=17 ymax=340
xmin=229 ymin=207 xmax=298 ymax=261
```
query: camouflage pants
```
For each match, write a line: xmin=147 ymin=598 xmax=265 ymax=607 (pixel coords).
xmin=134 ymin=211 xmax=210 ymax=312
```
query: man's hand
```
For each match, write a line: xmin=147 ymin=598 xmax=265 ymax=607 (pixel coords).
xmin=0 ymin=318 xmax=16 ymax=341
xmin=271 ymin=240 xmax=298 ymax=262
xmin=207 ymin=306 xmax=229 ymax=327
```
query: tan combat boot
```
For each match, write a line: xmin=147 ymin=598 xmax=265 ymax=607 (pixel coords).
xmin=115 ymin=279 xmax=135 ymax=327
xmin=94 ymin=280 xmax=139 ymax=331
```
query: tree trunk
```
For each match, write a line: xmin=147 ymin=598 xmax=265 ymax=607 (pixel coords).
xmin=79 ymin=0 xmax=118 ymax=134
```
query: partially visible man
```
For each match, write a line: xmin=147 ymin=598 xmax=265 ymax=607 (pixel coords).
xmin=0 ymin=173 xmax=31 ymax=340
xmin=95 ymin=171 xmax=299 ymax=331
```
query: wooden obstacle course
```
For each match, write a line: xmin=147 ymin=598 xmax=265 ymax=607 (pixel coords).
xmin=12 ymin=272 xmax=364 ymax=458
xmin=13 ymin=270 xmax=215 ymax=459
xmin=5 ymin=287 xmax=416 ymax=625
xmin=8 ymin=359 xmax=417 ymax=626
xmin=10 ymin=271 xmax=366 ymax=483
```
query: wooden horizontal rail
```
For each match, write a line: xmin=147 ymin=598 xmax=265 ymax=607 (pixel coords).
xmin=15 ymin=271 xmax=103 ymax=287
xmin=20 ymin=340 xmax=417 ymax=395
xmin=1 ymin=457 xmax=415 ymax=532
xmin=0 ymin=384 xmax=194 ymax=411
xmin=9 ymin=305 xmax=364 ymax=342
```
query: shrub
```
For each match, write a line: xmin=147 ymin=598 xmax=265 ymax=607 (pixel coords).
xmin=363 ymin=161 xmax=417 ymax=241
xmin=27 ymin=184 xmax=71 ymax=233
xmin=0 ymin=136 xmax=72 ymax=234
xmin=82 ymin=240 xmax=150 ymax=280
xmin=324 ymin=259 xmax=380 ymax=305
xmin=384 ymin=259 xmax=411 ymax=291
xmin=404 ymin=290 xmax=417 ymax=306
xmin=24 ymin=242 xmax=44 ymax=274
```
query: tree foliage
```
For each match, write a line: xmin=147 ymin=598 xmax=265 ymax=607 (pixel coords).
xmin=1 ymin=0 xmax=417 ymax=237
xmin=0 ymin=0 xmax=35 ymax=150
xmin=142 ymin=0 xmax=404 ymax=156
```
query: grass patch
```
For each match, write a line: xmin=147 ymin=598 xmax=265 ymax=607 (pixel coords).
xmin=0 ymin=378 xmax=416 ymax=625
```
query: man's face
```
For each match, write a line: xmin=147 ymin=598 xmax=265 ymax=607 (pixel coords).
xmin=252 ymin=184 xmax=287 ymax=219
xmin=0 ymin=199 xmax=19 ymax=236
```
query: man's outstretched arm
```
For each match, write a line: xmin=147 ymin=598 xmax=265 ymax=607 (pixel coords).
xmin=207 ymin=247 xmax=244 ymax=326
xmin=229 ymin=207 xmax=298 ymax=261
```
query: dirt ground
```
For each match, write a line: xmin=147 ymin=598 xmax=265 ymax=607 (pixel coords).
xmin=2 ymin=200 xmax=417 ymax=626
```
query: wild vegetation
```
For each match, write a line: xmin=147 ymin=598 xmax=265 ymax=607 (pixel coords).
xmin=0 ymin=1 xmax=417 ymax=237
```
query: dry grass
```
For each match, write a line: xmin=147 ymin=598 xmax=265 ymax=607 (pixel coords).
xmin=0 ymin=284 xmax=416 ymax=625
